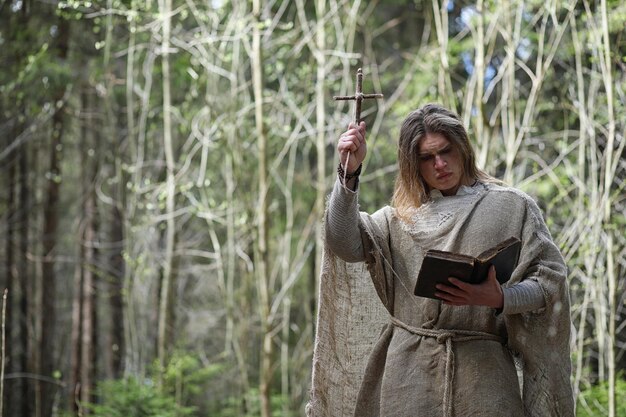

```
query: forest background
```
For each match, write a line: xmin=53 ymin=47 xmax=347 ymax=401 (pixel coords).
xmin=0 ymin=0 xmax=624 ymax=416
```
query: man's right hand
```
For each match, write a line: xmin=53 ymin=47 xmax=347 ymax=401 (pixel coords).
xmin=337 ymin=121 xmax=367 ymax=173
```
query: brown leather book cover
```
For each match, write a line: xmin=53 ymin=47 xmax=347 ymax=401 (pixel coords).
xmin=413 ymin=237 xmax=521 ymax=299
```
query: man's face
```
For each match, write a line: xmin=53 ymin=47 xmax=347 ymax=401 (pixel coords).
xmin=418 ymin=132 xmax=465 ymax=196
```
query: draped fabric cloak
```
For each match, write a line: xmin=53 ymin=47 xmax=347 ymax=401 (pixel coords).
xmin=307 ymin=181 xmax=574 ymax=417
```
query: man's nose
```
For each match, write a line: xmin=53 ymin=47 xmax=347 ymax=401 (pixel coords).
xmin=434 ymin=154 xmax=446 ymax=168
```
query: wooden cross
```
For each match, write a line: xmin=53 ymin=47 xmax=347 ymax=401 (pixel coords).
xmin=333 ymin=68 xmax=384 ymax=180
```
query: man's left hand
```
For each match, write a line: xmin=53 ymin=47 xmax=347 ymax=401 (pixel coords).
xmin=434 ymin=265 xmax=504 ymax=309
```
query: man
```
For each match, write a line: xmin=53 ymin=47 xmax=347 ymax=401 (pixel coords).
xmin=307 ymin=104 xmax=574 ymax=416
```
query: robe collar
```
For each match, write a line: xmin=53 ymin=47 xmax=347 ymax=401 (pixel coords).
xmin=428 ymin=181 xmax=479 ymax=200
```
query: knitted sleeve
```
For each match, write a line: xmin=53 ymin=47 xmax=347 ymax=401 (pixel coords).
xmin=325 ymin=179 xmax=366 ymax=262
xmin=502 ymin=280 xmax=545 ymax=314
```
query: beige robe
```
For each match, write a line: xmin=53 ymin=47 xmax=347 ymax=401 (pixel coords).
xmin=307 ymin=181 xmax=574 ymax=417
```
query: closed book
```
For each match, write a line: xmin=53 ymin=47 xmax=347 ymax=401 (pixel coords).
xmin=413 ymin=237 xmax=521 ymax=299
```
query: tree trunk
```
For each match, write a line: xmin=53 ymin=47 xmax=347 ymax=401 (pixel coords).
xmin=4 ymin=2 xmax=34 ymax=415
xmin=502 ymin=0 xmax=517 ymax=184
xmin=68 ymin=85 xmax=100 ymax=416
xmin=472 ymin=0 xmax=488 ymax=168
xmin=18 ymin=131 xmax=31 ymax=417
xmin=102 ymin=0 xmax=125 ymax=379
xmin=69 ymin=236 xmax=83 ymax=414
xmin=109 ymin=207 xmax=125 ymax=378
xmin=224 ymin=4 xmax=250 ymax=405
xmin=123 ymin=11 xmax=140 ymax=375
xmin=1 ymin=290 xmax=7 ymax=416
xmin=431 ymin=0 xmax=456 ymax=111
xmin=40 ymin=16 xmax=70 ymax=417
xmin=4 ymin=131 xmax=16 ymax=417
xmin=314 ymin=0 xmax=326 ymax=309
xmin=85 ymin=87 xmax=99 ymax=412
xmin=157 ymin=0 xmax=177 ymax=371
xmin=252 ymin=1 xmax=272 ymax=416
xmin=599 ymin=1 xmax=617 ymax=414
xmin=80 ymin=174 xmax=97 ymax=411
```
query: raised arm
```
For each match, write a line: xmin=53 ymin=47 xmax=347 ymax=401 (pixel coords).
xmin=337 ymin=121 xmax=367 ymax=190
xmin=325 ymin=122 xmax=368 ymax=262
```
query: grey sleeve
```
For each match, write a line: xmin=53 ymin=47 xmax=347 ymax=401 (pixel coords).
xmin=502 ymin=280 xmax=546 ymax=314
xmin=325 ymin=179 xmax=366 ymax=262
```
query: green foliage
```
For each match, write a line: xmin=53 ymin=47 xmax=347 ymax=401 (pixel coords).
xmin=577 ymin=376 xmax=626 ymax=417
xmin=84 ymin=353 xmax=222 ymax=417
xmin=85 ymin=377 xmax=196 ymax=417
xmin=210 ymin=388 xmax=296 ymax=417
xmin=157 ymin=351 xmax=224 ymax=401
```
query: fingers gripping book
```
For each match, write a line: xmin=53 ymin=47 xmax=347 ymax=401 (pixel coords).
xmin=413 ymin=237 xmax=522 ymax=299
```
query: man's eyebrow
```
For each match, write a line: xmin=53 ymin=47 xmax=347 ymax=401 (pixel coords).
xmin=419 ymin=144 xmax=452 ymax=155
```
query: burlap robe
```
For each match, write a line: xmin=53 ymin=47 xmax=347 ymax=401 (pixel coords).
xmin=307 ymin=182 xmax=574 ymax=417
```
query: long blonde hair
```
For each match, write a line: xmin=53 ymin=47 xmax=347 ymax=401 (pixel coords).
xmin=391 ymin=104 xmax=498 ymax=221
